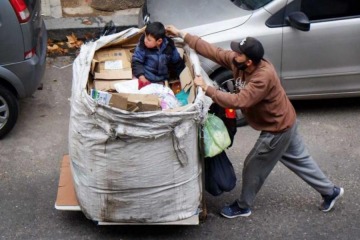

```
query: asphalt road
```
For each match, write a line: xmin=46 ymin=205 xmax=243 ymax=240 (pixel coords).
xmin=1 ymin=57 xmax=360 ymax=240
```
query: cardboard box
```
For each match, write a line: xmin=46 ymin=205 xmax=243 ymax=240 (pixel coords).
xmin=113 ymin=93 xmax=161 ymax=112
xmin=94 ymin=79 xmax=128 ymax=92
xmin=91 ymin=89 xmax=160 ymax=112
xmin=92 ymin=48 xmax=132 ymax=80
xmin=88 ymin=35 xmax=197 ymax=111
xmin=108 ymin=93 xmax=128 ymax=110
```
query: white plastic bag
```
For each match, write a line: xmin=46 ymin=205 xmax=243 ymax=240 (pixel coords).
xmin=114 ymin=79 xmax=139 ymax=94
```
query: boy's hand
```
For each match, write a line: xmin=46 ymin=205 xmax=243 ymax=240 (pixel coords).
xmin=138 ymin=76 xmax=151 ymax=90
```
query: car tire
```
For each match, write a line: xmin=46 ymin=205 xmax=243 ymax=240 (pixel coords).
xmin=0 ymin=86 xmax=19 ymax=139
xmin=211 ymin=70 xmax=248 ymax=127
xmin=212 ymin=70 xmax=235 ymax=92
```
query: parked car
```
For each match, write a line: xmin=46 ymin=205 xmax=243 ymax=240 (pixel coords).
xmin=0 ymin=0 xmax=47 ymax=138
xmin=140 ymin=0 xmax=360 ymax=125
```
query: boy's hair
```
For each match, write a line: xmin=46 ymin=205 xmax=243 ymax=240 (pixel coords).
xmin=145 ymin=22 xmax=166 ymax=40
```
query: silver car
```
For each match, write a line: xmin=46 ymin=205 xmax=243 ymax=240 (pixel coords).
xmin=140 ymin=0 xmax=360 ymax=100
xmin=0 ymin=0 xmax=47 ymax=138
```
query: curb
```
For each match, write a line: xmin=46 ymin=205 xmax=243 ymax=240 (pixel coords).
xmin=42 ymin=0 xmax=140 ymax=41
xmin=44 ymin=15 xmax=138 ymax=41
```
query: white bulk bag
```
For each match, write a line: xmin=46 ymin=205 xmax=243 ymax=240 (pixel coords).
xmin=68 ymin=28 xmax=211 ymax=223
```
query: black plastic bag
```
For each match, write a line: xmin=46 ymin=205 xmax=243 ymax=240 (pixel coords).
xmin=205 ymin=151 xmax=237 ymax=196
xmin=84 ymin=21 xmax=119 ymax=43
xmin=100 ymin=20 xmax=118 ymax=37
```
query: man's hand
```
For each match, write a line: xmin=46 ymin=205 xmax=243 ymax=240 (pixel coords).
xmin=194 ymin=76 xmax=208 ymax=92
xmin=166 ymin=25 xmax=186 ymax=39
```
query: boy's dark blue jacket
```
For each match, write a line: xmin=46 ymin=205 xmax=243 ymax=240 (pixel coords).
xmin=132 ymin=35 xmax=185 ymax=83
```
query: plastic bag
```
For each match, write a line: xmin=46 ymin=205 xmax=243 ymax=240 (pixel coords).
xmin=100 ymin=20 xmax=117 ymax=37
xmin=203 ymin=114 xmax=231 ymax=157
xmin=205 ymin=151 xmax=237 ymax=196
xmin=85 ymin=21 xmax=118 ymax=43
xmin=175 ymin=89 xmax=189 ymax=106
xmin=114 ymin=79 xmax=139 ymax=94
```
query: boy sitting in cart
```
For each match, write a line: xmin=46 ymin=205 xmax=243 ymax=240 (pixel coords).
xmin=132 ymin=22 xmax=185 ymax=89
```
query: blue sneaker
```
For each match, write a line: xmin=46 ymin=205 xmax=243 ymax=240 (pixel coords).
xmin=220 ymin=201 xmax=251 ymax=218
xmin=320 ymin=186 xmax=344 ymax=212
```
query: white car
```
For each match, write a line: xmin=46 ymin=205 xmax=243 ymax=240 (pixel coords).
xmin=140 ymin=0 xmax=360 ymax=100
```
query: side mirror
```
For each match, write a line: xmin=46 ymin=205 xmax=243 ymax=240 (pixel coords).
xmin=286 ymin=12 xmax=310 ymax=31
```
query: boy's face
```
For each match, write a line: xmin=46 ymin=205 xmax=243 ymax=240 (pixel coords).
xmin=144 ymin=34 xmax=163 ymax=49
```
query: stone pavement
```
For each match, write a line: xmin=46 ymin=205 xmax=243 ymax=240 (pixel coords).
xmin=41 ymin=0 xmax=139 ymax=41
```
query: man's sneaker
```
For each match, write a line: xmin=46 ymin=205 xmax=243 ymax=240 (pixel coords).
xmin=320 ymin=186 xmax=344 ymax=212
xmin=220 ymin=201 xmax=251 ymax=218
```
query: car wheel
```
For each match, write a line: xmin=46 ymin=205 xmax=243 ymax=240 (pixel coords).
xmin=0 ymin=87 xmax=19 ymax=139
xmin=211 ymin=70 xmax=248 ymax=127
xmin=212 ymin=70 xmax=235 ymax=92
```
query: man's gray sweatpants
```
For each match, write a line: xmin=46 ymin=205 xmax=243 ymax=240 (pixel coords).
xmin=237 ymin=121 xmax=334 ymax=209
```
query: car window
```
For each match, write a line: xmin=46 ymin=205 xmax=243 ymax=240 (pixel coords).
xmin=301 ymin=0 xmax=360 ymax=21
xmin=231 ymin=0 xmax=273 ymax=10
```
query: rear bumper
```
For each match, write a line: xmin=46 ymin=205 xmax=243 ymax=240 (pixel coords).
xmin=2 ymin=21 xmax=47 ymax=98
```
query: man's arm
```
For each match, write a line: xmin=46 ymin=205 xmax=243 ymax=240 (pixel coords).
xmin=184 ymin=33 xmax=235 ymax=70
xmin=194 ymin=72 xmax=270 ymax=109
xmin=166 ymin=25 xmax=235 ymax=70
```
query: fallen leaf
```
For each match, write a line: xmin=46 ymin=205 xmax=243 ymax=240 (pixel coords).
xmin=75 ymin=40 xmax=84 ymax=48
xmin=68 ymin=33 xmax=77 ymax=42
xmin=66 ymin=42 xmax=75 ymax=48
xmin=47 ymin=44 xmax=67 ymax=55
xmin=47 ymin=44 xmax=60 ymax=51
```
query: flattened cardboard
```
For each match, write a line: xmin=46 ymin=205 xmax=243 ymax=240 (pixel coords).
xmin=176 ymin=47 xmax=184 ymax=59
xmin=108 ymin=93 xmax=128 ymax=110
xmin=94 ymin=79 xmax=128 ymax=92
xmin=94 ymin=70 xmax=132 ymax=80
xmin=113 ymin=93 xmax=161 ymax=112
xmin=180 ymin=66 xmax=193 ymax=92
xmin=104 ymin=27 xmax=145 ymax=48
xmin=90 ymin=89 xmax=159 ymax=112
xmin=179 ymin=66 xmax=196 ymax=104
xmin=55 ymin=155 xmax=79 ymax=208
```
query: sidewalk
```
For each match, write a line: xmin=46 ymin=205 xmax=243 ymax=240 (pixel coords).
xmin=42 ymin=0 xmax=139 ymax=41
